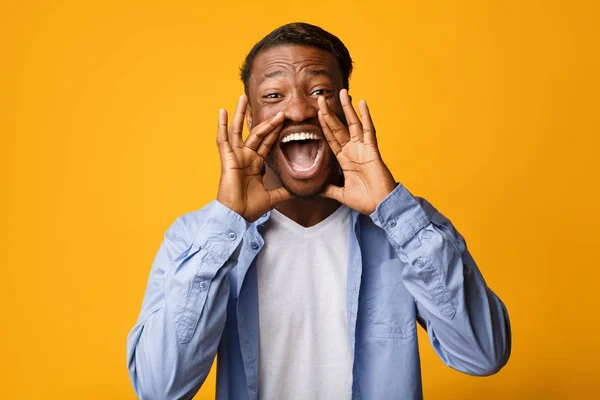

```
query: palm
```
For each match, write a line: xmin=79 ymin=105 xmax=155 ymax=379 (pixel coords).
xmin=317 ymin=91 xmax=397 ymax=215
xmin=216 ymin=96 xmax=291 ymax=222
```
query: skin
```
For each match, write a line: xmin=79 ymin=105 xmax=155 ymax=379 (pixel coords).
xmin=216 ymin=45 xmax=397 ymax=226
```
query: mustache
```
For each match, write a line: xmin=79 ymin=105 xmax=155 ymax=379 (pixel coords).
xmin=281 ymin=118 xmax=321 ymax=130
xmin=278 ymin=108 xmax=348 ymax=132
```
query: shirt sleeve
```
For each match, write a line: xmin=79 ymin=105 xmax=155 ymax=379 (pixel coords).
xmin=370 ymin=183 xmax=511 ymax=376
xmin=126 ymin=201 xmax=249 ymax=399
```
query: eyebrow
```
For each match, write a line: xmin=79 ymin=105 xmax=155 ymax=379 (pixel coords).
xmin=258 ymin=68 xmax=332 ymax=85
xmin=306 ymin=69 xmax=331 ymax=78
xmin=259 ymin=70 xmax=284 ymax=85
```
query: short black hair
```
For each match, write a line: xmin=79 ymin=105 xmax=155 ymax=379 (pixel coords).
xmin=240 ymin=22 xmax=353 ymax=96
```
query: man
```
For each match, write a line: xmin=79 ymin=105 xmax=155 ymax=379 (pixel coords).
xmin=126 ymin=22 xmax=511 ymax=400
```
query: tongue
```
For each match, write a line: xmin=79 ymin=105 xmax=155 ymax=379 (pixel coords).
xmin=283 ymin=141 xmax=320 ymax=169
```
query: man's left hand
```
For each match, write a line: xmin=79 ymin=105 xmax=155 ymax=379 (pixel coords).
xmin=317 ymin=89 xmax=397 ymax=215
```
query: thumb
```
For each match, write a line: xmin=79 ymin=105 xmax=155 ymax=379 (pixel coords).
xmin=319 ymin=184 xmax=345 ymax=204
xmin=267 ymin=187 xmax=293 ymax=207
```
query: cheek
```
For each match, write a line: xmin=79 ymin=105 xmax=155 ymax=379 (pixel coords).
xmin=326 ymin=96 xmax=338 ymax=109
xmin=253 ymin=105 xmax=285 ymax=127
xmin=327 ymin=97 xmax=346 ymax=123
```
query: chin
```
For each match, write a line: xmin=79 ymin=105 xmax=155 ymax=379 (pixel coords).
xmin=282 ymin=178 xmax=331 ymax=200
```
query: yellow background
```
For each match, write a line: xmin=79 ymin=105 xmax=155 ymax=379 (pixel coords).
xmin=2 ymin=0 xmax=599 ymax=398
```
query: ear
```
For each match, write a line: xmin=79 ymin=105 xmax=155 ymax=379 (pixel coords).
xmin=245 ymin=105 xmax=253 ymax=131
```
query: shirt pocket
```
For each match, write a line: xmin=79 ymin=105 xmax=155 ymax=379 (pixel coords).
xmin=361 ymin=258 xmax=417 ymax=340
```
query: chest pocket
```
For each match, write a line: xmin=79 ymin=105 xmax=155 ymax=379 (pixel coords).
xmin=360 ymin=258 xmax=417 ymax=339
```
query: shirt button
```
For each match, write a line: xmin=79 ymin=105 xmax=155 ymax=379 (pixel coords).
xmin=228 ymin=232 xmax=237 ymax=241
xmin=250 ymin=242 xmax=259 ymax=250
xmin=389 ymin=220 xmax=397 ymax=228
xmin=199 ymin=281 xmax=207 ymax=290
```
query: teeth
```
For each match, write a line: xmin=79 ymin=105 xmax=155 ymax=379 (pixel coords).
xmin=281 ymin=132 xmax=320 ymax=143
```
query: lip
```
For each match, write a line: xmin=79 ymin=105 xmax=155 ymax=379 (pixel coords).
xmin=277 ymin=125 xmax=327 ymax=180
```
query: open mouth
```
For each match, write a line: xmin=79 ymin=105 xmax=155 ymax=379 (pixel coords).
xmin=279 ymin=132 xmax=324 ymax=178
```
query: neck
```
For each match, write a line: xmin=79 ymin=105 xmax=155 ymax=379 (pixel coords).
xmin=263 ymin=167 xmax=342 ymax=227
xmin=274 ymin=196 xmax=341 ymax=228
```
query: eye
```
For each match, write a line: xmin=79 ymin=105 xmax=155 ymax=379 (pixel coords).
xmin=311 ymin=89 xmax=330 ymax=97
xmin=263 ymin=93 xmax=282 ymax=99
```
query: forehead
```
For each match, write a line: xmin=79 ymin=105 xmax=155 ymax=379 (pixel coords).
xmin=249 ymin=45 xmax=342 ymax=87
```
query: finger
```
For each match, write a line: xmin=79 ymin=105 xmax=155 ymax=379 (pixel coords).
xmin=340 ymin=89 xmax=363 ymax=142
xmin=229 ymin=94 xmax=247 ymax=147
xmin=318 ymin=110 xmax=342 ymax=155
xmin=216 ymin=108 xmax=234 ymax=160
xmin=256 ymin=122 xmax=284 ymax=158
xmin=267 ymin=187 xmax=294 ymax=207
xmin=317 ymin=95 xmax=349 ymax=146
xmin=320 ymin=184 xmax=345 ymax=204
xmin=358 ymin=99 xmax=377 ymax=146
xmin=245 ymin=111 xmax=285 ymax=151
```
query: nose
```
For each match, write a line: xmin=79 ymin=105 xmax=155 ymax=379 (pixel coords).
xmin=283 ymin=94 xmax=318 ymax=122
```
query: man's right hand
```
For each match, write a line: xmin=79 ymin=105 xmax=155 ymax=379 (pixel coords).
xmin=216 ymin=94 xmax=292 ymax=222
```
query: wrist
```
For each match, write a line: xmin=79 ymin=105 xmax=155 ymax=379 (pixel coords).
xmin=372 ymin=169 xmax=397 ymax=209
xmin=375 ymin=183 xmax=399 ymax=207
xmin=216 ymin=193 xmax=243 ymax=219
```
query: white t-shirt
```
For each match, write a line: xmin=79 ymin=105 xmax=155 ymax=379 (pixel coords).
xmin=256 ymin=205 xmax=352 ymax=400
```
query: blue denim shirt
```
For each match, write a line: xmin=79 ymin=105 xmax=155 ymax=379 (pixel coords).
xmin=126 ymin=184 xmax=511 ymax=399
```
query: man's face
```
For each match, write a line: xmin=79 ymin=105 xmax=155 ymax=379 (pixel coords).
xmin=247 ymin=45 xmax=346 ymax=199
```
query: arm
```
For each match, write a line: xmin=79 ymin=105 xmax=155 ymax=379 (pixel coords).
xmin=317 ymin=90 xmax=510 ymax=376
xmin=370 ymin=184 xmax=511 ymax=376
xmin=127 ymin=95 xmax=291 ymax=399
xmin=126 ymin=202 xmax=249 ymax=399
